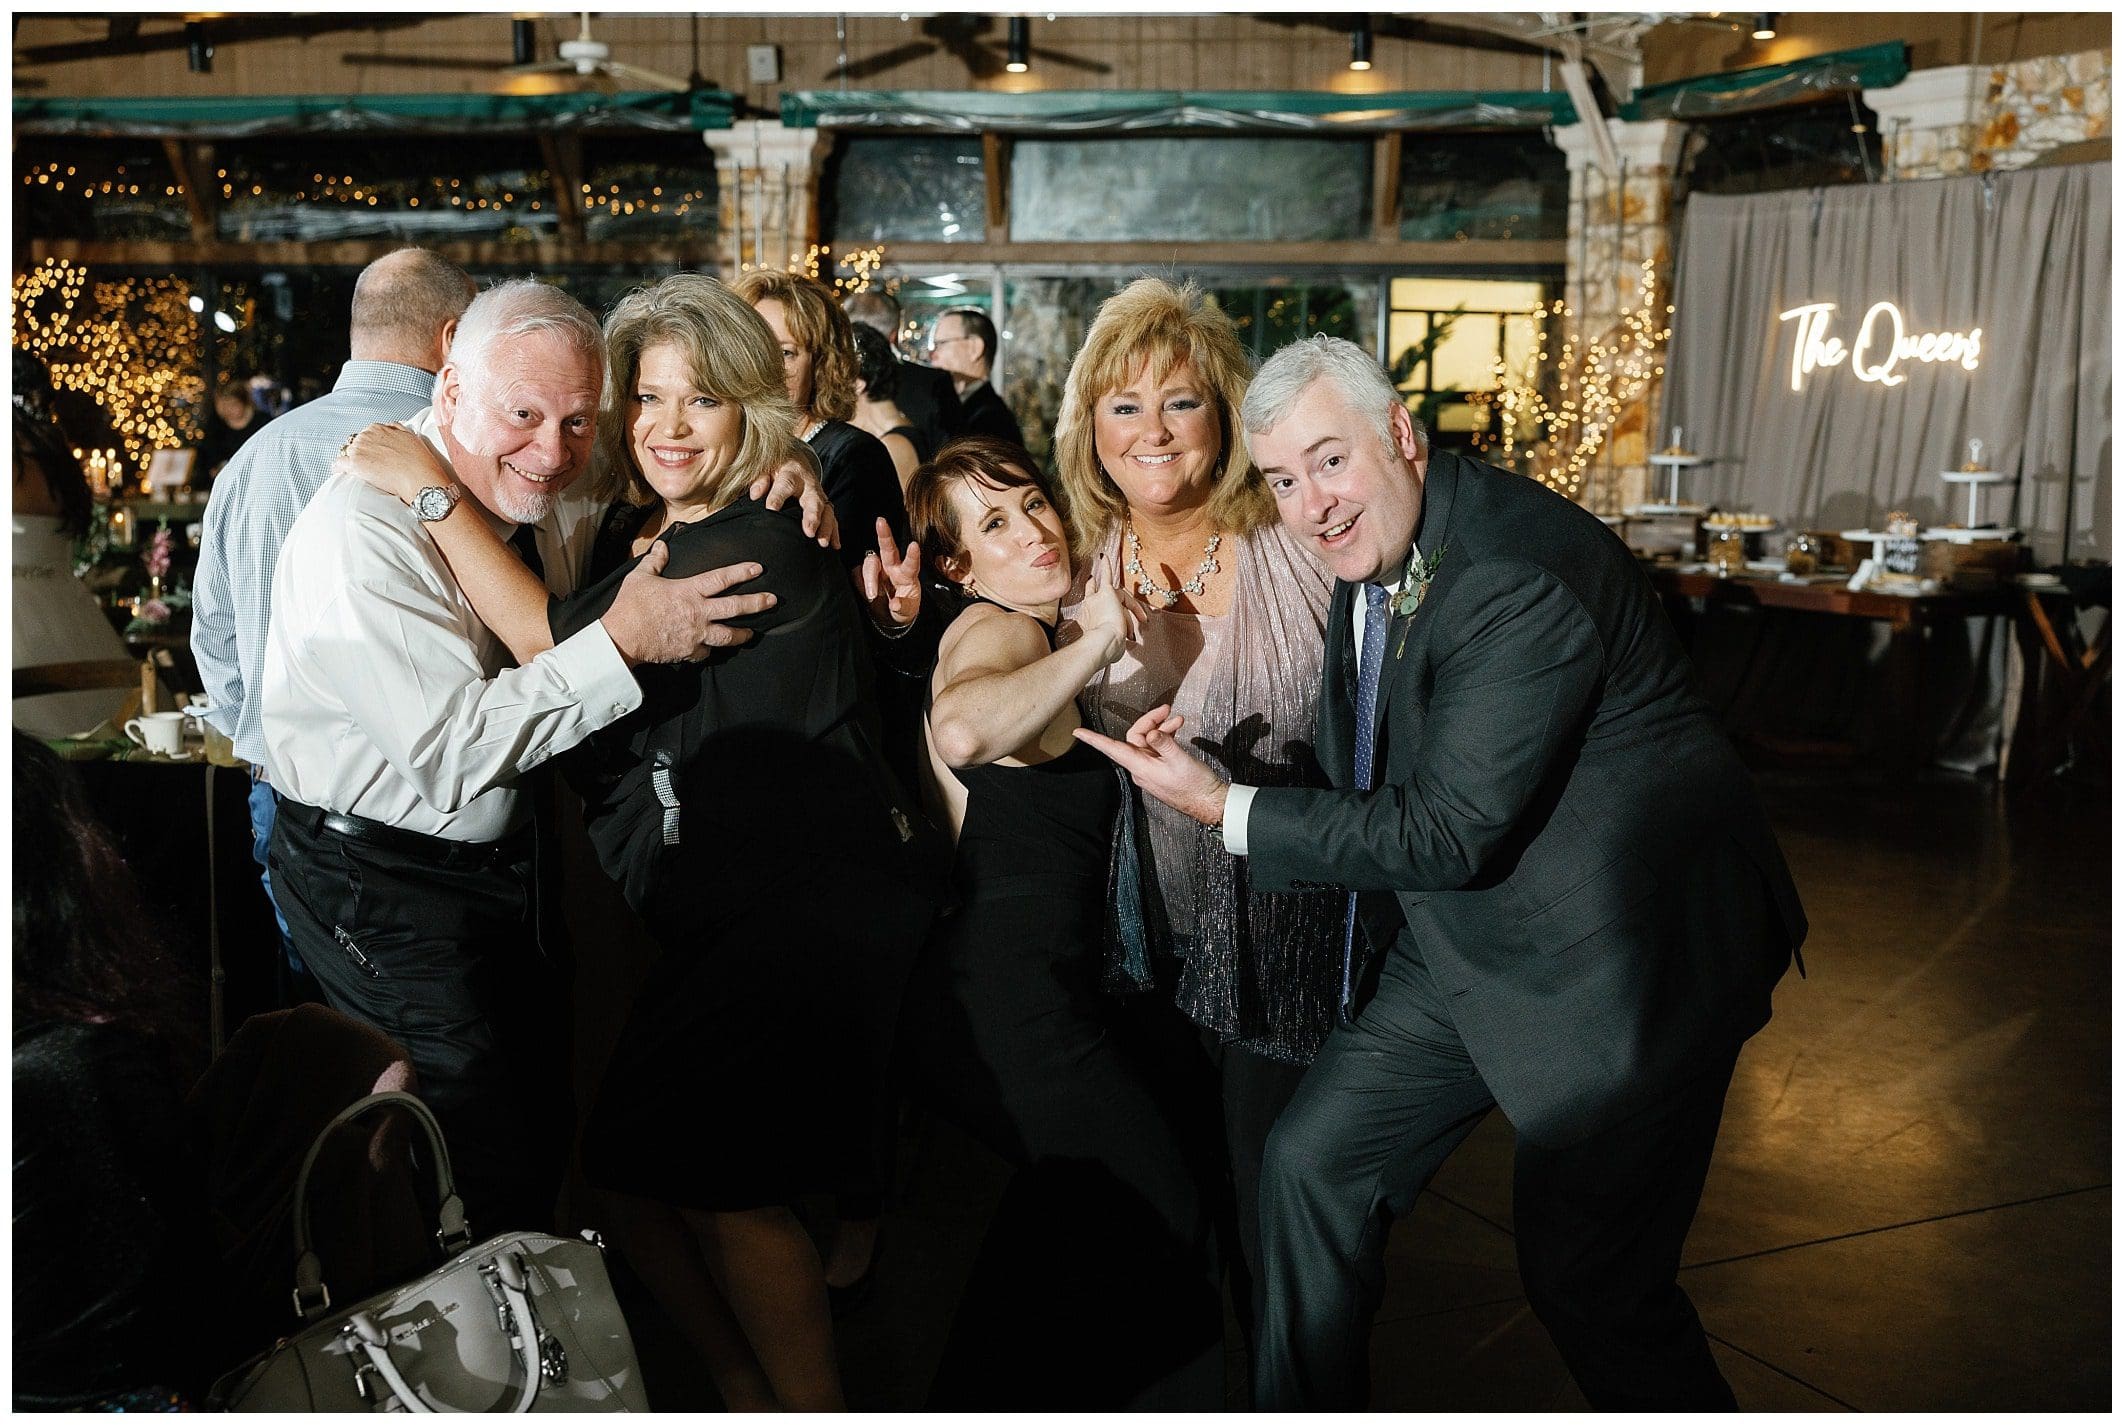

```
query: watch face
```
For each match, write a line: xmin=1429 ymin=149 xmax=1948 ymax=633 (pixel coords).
xmin=416 ymin=486 xmax=453 ymax=522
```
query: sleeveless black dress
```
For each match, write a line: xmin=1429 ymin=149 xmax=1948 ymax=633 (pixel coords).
xmin=903 ymin=604 xmax=1222 ymax=1409
xmin=885 ymin=421 xmax=930 ymax=465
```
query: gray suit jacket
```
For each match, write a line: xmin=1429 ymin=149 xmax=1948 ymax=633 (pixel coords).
xmin=1248 ymin=450 xmax=1806 ymax=1147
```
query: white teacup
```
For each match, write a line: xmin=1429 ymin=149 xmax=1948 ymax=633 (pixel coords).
xmin=124 ymin=710 xmax=188 ymax=756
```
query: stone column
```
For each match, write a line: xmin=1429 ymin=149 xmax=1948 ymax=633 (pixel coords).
xmin=1865 ymin=63 xmax=1984 ymax=180
xmin=1867 ymin=49 xmax=2111 ymax=180
xmin=702 ymin=119 xmax=825 ymax=275
xmin=1551 ymin=116 xmax=1687 ymax=512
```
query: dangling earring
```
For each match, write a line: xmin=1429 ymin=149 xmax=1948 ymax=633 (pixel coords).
xmin=964 ymin=573 xmax=981 ymax=598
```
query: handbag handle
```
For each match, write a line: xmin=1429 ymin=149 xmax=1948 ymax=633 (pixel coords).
xmin=345 ymin=1249 xmax=543 ymax=1413
xmin=290 ymin=1090 xmax=471 ymax=1319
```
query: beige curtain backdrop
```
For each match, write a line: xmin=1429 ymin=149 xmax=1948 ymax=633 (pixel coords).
xmin=1661 ymin=162 xmax=2110 ymax=566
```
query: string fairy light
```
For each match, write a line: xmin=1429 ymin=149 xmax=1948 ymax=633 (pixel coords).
xmin=787 ymin=242 xmax=889 ymax=295
xmin=1490 ymin=256 xmax=1671 ymax=504
xmin=23 ymin=156 xmax=708 ymax=232
xmin=12 ymin=258 xmax=206 ymax=472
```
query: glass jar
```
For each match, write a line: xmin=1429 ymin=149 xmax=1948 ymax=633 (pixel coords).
xmin=1784 ymin=533 xmax=1820 ymax=577
xmin=1708 ymin=527 xmax=1746 ymax=575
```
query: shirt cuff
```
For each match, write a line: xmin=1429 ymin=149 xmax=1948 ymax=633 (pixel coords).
xmin=1221 ymin=783 xmax=1259 ymax=856
xmin=545 ymin=620 xmax=644 ymax=727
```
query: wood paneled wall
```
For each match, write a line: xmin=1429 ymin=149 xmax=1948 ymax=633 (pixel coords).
xmin=14 ymin=13 xmax=1551 ymax=106
xmin=1639 ymin=11 xmax=2110 ymax=87
xmin=18 ymin=13 xmax=2105 ymax=110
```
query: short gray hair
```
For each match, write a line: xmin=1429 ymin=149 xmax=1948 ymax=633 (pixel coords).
xmin=440 ymin=278 xmax=604 ymax=401
xmin=1241 ymin=334 xmax=1427 ymax=459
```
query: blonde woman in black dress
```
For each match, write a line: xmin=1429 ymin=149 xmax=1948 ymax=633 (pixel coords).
xmin=340 ymin=274 xmax=938 ymax=1411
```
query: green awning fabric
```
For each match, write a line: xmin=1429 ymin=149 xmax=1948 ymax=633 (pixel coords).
xmin=782 ymin=88 xmax=1579 ymax=134
xmin=12 ymin=90 xmax=737 ymax=138
xmin=1621 ymin=42 xmax=1910 ymax=122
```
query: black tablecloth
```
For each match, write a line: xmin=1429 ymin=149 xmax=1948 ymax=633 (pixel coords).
xmin=65 ymin=755 xmax=284 ymax=1045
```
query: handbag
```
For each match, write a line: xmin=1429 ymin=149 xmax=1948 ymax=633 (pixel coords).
xmin=212 ymin=1091 xmax=649 ymax=1412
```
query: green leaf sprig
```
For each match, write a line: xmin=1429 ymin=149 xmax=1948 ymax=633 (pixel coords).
xmin=1391 ymin=541 xmax=1447 ymax=658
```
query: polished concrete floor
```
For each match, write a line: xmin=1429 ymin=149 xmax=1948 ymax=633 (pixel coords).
xmin=609 ymin=762 xmax=2111 ymax=1411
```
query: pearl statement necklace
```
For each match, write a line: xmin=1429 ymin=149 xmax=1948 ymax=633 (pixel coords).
xmin=1124 ymin=516 xmax=1222 ymax=609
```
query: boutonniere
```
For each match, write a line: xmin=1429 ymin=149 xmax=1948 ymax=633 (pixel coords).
xmin=1390 ymin=542 xmax=1446 ymax=657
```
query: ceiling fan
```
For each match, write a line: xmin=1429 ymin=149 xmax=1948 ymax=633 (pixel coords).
xmin=344 ymin=12 xmax=693 ymax=92
xmin=511 ymin=12 xmax=690 ymax=91
xmin=824 ymin=15 xmax=1111 ymax=83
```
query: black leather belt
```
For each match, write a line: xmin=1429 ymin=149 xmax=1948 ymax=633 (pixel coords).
xmin=278 ymin=799 xmax=530 ymax=872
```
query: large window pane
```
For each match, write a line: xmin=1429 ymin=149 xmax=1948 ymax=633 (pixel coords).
xmin=1398 ymin=131 xmax=1567 ymax=241
xmin=1386 ymin=277 xmax=1550 ymax=451
xmin=1208 ymin=284 xmax=1366 ymax=359
xmin=826 ymin=136 xmax=986 ymax=245
xmin=1684 ymin=99 xmax=1884 ymax=195
xmin=204 ymin=133 xmax=715 ymax=244
xmin=1010 ymin=137 xmax=1369 ymax=242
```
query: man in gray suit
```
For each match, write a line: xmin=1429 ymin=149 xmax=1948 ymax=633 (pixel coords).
xmin=1080 ymin=335 xmax=1806 ymax=1410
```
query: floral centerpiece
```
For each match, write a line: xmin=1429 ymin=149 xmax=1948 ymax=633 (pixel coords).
xmin=123 ymin=523 xmax=190 ymax=636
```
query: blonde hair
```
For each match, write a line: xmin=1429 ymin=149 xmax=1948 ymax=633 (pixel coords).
xmin=1051 ymin=277 xmax=1272 ymax=553
xmin=589 ymin=273 xmax=800 ymax=509
xmin=729 ymin=268 xmax=858 ymax=424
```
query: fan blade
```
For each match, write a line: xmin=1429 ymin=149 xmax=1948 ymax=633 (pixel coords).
xmin=1025 ymin=44 xmax=1113 ymax=75
xmin=823 ymin=39 xmax=938 ymax=81
xmin=601 ymin=60 xmax=690 ymax=93
xmin=341 ymin=52 xmax=520 ymax=72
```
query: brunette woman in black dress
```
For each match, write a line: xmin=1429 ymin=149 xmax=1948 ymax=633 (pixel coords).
xmin=901 ymin=437 xmax=1223 ymax=1408
xmin=341 ymin=274 xmax=938 ymax=1411
xmin=849 ymin=321 xmax=926 ymax=485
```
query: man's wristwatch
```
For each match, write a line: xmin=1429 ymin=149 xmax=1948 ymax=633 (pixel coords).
xmin=413 ymin=482 xmax=461 ymax=523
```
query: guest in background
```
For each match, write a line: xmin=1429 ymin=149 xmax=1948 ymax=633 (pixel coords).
xmin=929 ymin=306 xmax=1026 ymax=452
xmin=846 ymin=286 xmax=964 ymax=457
xmin=900 ymin=439 xmax=1222 ymax=1408
xmin=196 ymin=377 xmax=262 ymax=480
xmin=342 ymin=272 xmax=939 ymax=1410
xmin=850 ymin=321 xmax=925 ymax=485
xmin=1051 ymin=278 xmax=1343 ymax=1373
xmin=13 ymin=732 xmax=210 ymax=1411
xmin=11 ymin=352 xmax=134 ymax=740
xmin=733 ymin=269 xmax=911 ymax=572
xmin=190 ymin=247 xmax=477 ymax=1009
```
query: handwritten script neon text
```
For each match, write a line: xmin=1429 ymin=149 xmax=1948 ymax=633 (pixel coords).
xmin=1777 ymin=301 xmax=1983 ymax=391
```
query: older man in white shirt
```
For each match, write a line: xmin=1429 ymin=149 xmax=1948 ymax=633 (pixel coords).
xmin=260 ymin=278 xmax=792 ymax=1230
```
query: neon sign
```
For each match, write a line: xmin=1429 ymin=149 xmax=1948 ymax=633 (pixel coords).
xmin=1777 ymin=301 xmax=1983 ymax=391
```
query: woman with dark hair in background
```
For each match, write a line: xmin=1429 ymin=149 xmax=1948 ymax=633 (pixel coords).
xmin=197 ymin=376 xmax=262 ymax=480
xmin=13 ymin=731 xmax=210 ymax=1410
xmin=12 ymin=352 xmax=135 ymax=739
xmin=731 ymin=268 xmax=911 ymax=572
xmin=849 ymin=321 xmax=925 ymax=485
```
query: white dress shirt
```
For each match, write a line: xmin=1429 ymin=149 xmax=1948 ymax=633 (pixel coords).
xmin=1222 ymin=568 xmax=1405 ymax=856
xmin=259 ymin=412 xmax=639 ymax=841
